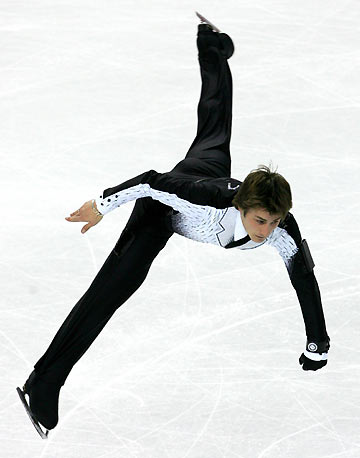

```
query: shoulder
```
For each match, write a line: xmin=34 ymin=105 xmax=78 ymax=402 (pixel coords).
xmin=160 ymin=172 xmax=242 ymax=209
xmin=278 ymin=212 xmax=302 ymax=246
xmin=199 ymin=176 xmax=242 ymax=192
xmin=201 ymin=177 xmax=243 ymax=207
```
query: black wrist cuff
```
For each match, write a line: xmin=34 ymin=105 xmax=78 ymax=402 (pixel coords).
xmin=306 ymin=338 xmax=330 ymax=354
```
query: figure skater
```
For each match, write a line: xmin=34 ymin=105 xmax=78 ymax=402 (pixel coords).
xmin=17 ymin=13 xmax=330 ymax=439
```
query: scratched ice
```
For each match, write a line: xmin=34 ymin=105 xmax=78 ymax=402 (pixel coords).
xmin=1 ymin=1 xmax=360 ymax=457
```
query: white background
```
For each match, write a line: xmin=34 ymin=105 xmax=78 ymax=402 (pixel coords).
xmin=1 ymin=1 xmax=360 ymax=457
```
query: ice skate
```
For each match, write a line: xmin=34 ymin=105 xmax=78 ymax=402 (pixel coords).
xmin=195 ymin=11 xmax=235 ymax=59
xmin=16 ymin=386 xmax=49 ymax=439
xmin=16 ymin=370 xmax=61 ymax=439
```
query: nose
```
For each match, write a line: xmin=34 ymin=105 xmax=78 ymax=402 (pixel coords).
xmin=258 ymin=226 xmax=272 ymax=239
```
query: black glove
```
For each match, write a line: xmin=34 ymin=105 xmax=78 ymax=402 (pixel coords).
xmin=299 ymin=337 xmax=330 ymax=371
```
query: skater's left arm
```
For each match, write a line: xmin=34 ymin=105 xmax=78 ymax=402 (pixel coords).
xmin=268 ymin=212 xmax=330 ymax=371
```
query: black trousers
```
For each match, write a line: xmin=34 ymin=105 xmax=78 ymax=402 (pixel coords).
xmin=34 ymin=34 xmax=233 ymax=386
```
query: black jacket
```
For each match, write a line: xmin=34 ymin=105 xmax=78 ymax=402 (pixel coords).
xmin=95 ymin=169 xmax=329 ymax=343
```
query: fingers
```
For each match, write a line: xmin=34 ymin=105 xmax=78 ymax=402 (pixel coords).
xmin=65 ymin=209 xmax=81 ymax=222
xmin=65 ymin=215 xmax=79 ymax=221
xmin=65 ymin=216 xmax=91 ymax=233
xmin=65 ymin=201 xmax=103 ymax=234
xmin=65 ymin=215 xmax=91 ymax=233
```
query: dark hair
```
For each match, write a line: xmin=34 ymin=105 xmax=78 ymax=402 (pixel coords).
xmin=232 ymin=163 xmax=292 ymax=221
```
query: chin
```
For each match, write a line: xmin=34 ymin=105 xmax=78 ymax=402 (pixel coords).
xmin=253 ymin=236 xmax=265 ymax=242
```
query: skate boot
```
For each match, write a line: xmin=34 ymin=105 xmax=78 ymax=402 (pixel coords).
xmin=16 ymin=370 xmax=61 ymax=439
xmin=196 ymin=11 xmax=235 ymax=59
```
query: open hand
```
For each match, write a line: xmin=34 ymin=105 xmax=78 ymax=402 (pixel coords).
xmin=65 ymin=199 xmax=103 ymax=234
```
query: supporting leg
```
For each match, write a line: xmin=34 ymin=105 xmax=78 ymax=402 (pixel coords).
xmin=33 ymin=228 xmax=173 ymax=386
xmin=22 ymin=206 xmax=173 ymax=431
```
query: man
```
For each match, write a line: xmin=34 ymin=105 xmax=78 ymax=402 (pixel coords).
xmin=17 ymin=15 xmax=330 ymax=439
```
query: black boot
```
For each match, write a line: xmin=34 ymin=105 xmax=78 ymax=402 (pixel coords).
xmin=197 ymin=23 xmax=234 ymax=59
xmin=23 ymin=370 xmax=61 ymax=430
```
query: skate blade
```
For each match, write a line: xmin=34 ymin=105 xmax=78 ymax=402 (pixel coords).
xmin=16 ymin=387 xmax=49 ymax=440
xmin=195 ymin=11 xmax=221 ymax=33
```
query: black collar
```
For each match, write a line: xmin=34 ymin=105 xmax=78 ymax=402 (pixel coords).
xmin=225 ymin=235 xmax=251 ymax=249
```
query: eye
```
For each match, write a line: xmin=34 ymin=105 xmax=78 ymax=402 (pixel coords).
xmin=256 ymin=219 xmax=280 ymax=225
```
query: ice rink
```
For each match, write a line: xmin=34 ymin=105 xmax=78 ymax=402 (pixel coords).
xmin=1 ymin=1 xmax=360 ymax=457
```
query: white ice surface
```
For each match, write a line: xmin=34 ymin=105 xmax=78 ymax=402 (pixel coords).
xmin=1 ymin=1 xmax=360 ymax=457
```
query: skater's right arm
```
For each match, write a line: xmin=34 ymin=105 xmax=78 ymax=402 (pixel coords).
xmin=64 ymin=170 xmax=216 ymax=235
xmin=93 ymin=169 xmax=230 ymax=217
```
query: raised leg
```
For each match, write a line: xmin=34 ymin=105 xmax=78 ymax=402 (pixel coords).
xmin=181 ymin=24 xmax=234 ymax=177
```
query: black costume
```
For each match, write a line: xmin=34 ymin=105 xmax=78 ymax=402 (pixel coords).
xmin=25 ymin=24 xmax=329 ymax=432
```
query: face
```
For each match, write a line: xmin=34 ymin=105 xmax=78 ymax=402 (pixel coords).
xmin=238 ymin=207 xmax=282 ymax=242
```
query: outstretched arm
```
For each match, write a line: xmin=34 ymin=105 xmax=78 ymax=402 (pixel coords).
xmin=94 ymin=169 xmax=228 ymax=216
xmin=64 ymin=169 xmax=236 ymax=234
xmin=268 ymin=212 xmax=330 ymax=370
xmin=65 ymin=169 xmax=215 ymax=234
